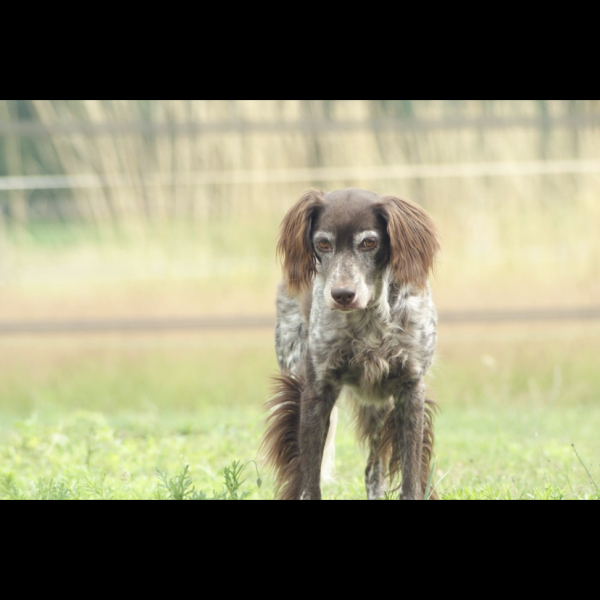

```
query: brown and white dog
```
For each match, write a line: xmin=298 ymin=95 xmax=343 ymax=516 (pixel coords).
xmin=261 ymin=188 xmax=440 ymax=500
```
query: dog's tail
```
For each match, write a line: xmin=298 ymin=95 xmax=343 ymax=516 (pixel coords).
xmin=261 ymin=372 xmax=303 ymax=500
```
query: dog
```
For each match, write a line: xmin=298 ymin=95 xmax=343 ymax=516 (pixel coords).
xmin=261 ymin=188 xmax=440 ymax=500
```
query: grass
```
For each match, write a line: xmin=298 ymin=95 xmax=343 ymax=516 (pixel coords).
xmin=3 ymin=100 xmax=600 ymax=316
xmin=2 ymin=100 xmax=599 ymax=499
xmin=1 ymin=325 xmax=599 ymax=499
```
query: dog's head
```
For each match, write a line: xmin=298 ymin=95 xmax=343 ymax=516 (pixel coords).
xmin=278 ymin=188 xmax=440 ymax=311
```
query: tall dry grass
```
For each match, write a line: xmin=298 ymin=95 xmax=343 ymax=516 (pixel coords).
xmin=1 ymin=100 xmax=599 ymax=313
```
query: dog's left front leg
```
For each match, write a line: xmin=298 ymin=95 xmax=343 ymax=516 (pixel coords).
xmin=298 ymin=385 xmax=337 ymax=500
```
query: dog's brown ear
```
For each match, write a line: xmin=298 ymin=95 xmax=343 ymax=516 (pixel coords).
xmin=277 ymin=189 xmax=324 ymax=294
xmin=375 ymin=196 xmax=440 ymax=289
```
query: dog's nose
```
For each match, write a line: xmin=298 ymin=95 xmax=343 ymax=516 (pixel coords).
xmin=331 ymin=288 xmax=356 ymax=306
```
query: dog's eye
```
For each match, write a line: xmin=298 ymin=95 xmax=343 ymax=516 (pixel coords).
xmin=316 ymin=240 xmax=332 ymax=251
xmin=361 ymin=238 xmax=377 ymax=249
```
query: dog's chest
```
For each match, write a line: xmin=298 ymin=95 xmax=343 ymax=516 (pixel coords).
xmin=311 ymin=311 xmax=421 ymax=393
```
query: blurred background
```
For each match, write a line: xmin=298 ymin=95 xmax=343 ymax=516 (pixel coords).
xmin=1 ymin=99 xmax=599 ymax=322
xmin=1 ymin=100 xmax=599 ymax=498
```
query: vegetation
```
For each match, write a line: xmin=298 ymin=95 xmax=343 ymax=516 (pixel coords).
xmin=1 ymin=101 xmax=598 ymax=499
xmin=1 ymin=100 xmax=600 ymax=312
xmin=0 ymin=327 xmax=598 ymax=500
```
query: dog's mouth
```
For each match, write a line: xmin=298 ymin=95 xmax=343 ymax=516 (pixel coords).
xmin=331 ymin=298 xmax=374 ymax=312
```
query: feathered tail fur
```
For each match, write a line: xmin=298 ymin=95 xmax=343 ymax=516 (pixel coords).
xmin=260 ymin=372 xmax=303 ymax=500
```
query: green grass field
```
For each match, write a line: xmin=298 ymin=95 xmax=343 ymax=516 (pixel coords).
xmin=3 ymin=100 xmax=599 ymax=499
xmin=1 ymin=324 xmax=599 ymax=500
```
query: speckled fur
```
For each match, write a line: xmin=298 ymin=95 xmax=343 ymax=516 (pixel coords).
xmin=262 ymin=188 xmax=440 ymax=500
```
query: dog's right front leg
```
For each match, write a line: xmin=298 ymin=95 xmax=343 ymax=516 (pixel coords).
xmin=298 ymin=386 xmax=337 ymax=500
